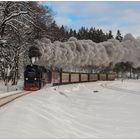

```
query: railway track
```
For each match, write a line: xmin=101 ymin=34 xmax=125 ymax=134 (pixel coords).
xmin=101 ymin=82 xmax=140 ymax=96
xmin=0 ymin=91 xmax=32 ymax=107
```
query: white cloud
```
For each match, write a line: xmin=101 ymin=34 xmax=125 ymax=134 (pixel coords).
xmin=121 ymin=9 xmax=140 ymax=24
xmin=55 ymin=16 xmax=72 ymax=26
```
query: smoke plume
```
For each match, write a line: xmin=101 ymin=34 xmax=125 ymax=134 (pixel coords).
xmin=35 ymin=33 xmax=140 ymax=70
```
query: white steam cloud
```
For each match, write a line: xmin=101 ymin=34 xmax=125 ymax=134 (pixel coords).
xmin=35 ymin=33 xmax=140 ymax=69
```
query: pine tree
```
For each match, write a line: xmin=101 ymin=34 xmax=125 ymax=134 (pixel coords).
xmin=115 ymin=30 xmax=123 ymax=42
xmin=73 ymin=30 xmax=77 ymax=37
xmin=59 ymin=25 xmax=66 ymax=41
xmin=107 ymin=30 xmax=114 ymax=39
xmin=69 ymin=28 xmax=73 ymax=37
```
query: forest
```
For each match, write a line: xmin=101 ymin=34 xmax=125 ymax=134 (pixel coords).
xmin=0 ymin=1 xmax=139 ymax=86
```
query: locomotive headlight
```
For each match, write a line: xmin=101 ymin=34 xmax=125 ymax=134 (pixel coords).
xmin=34 ymin=78 xmax=37 ymax=80
xmin=26 ymin=78 xmax=28 ymax=80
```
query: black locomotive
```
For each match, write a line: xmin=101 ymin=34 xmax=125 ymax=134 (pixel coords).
xmin=24 ymin=65 xmax=51 ymax=91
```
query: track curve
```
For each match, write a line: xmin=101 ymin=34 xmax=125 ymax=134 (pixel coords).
xmin=0 ymin=91 xmax=32 ymax=107
xmin=101 ymin=82 xmax=140 ymax=96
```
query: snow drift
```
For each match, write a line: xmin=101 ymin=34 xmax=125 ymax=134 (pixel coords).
xmin=35 ymin=33 xmax=140 ymax=69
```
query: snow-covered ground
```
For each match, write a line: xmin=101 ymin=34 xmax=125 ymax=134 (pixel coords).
xmin=0 ymin=80 xmax=23 ymax=95
xmin=0 ymin=80 xmax=140 ymax=138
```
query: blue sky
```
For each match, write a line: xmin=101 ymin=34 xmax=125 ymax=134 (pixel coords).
xmin=42 ymin=1 xmax=140 ymax=37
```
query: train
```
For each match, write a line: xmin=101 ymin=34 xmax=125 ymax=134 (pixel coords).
xmin=24 ymin=65 xmax=116 ymax=91
xmin=24 ymin=65 xmax=51 ymax=91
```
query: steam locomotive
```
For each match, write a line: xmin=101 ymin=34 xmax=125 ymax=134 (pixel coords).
xmin=24 ymin=64 xmax=116 ymax=91
xmin=24 ymin=65 xmax=51 ymax=91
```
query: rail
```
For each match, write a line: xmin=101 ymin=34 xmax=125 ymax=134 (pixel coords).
xmin=0 ymin=91 xmax=32 ymax=107
xmin=101 ymin=82 xmax=140 ymax=96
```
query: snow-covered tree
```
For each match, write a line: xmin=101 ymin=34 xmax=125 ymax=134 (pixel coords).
xmin=0 ymin=1 xmax=54 ymax=85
